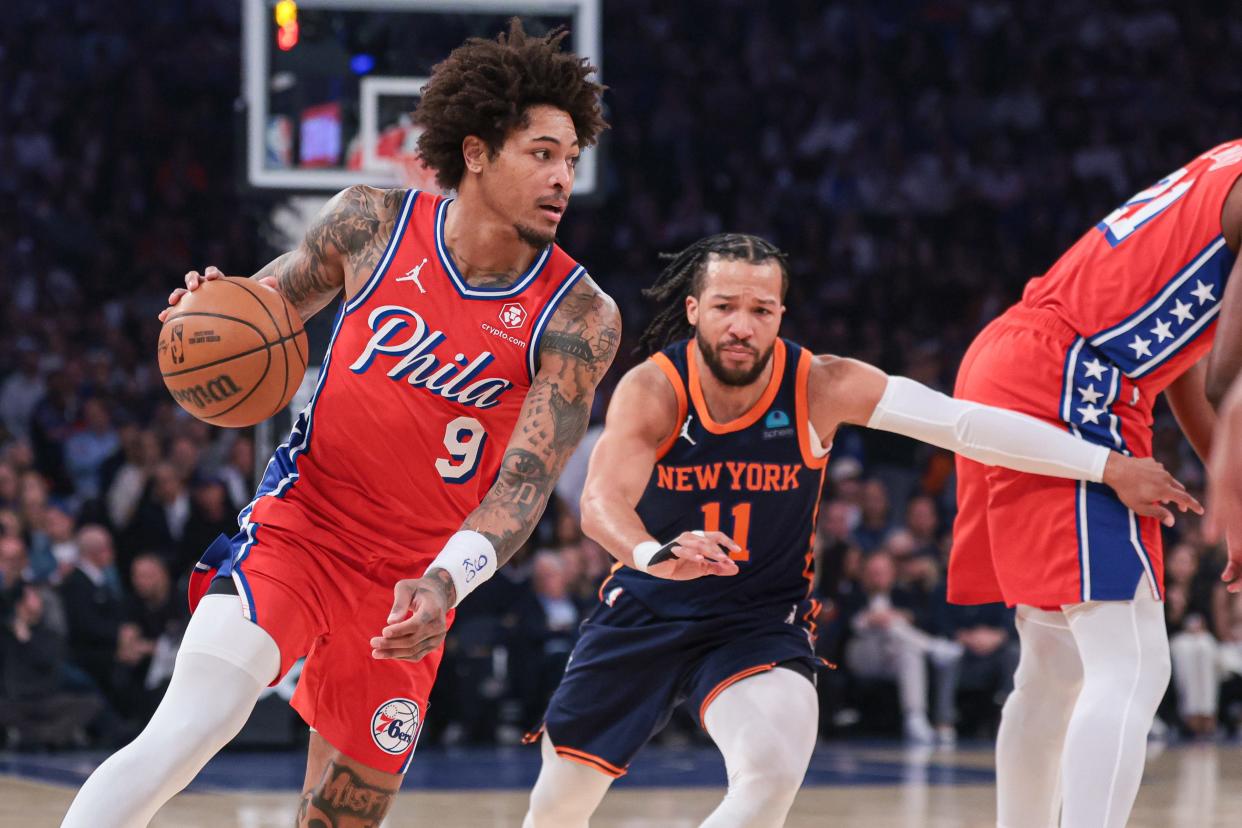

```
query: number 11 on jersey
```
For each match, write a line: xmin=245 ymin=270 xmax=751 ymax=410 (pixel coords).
xmin=701 ymin=502 xmax=751 ymax=561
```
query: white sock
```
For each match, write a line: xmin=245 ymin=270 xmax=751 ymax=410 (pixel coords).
xmin=996 ymin=605 xmax=1084 ymax=828
xmin=700 ymin=666 xmax=818 ymax=828
xmin=522 ymin=732 xmax=615 ymax=828
xmin=61 ymin=595 xmax=280 ymax=828
xmin=1059 ymin=584 xmax=1170 ymax=828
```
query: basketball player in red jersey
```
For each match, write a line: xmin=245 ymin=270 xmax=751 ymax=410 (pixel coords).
xmin=63 ymin=21 xmax=617 ymax=827
xmin=950 ymin=140 xmax=1242 ymax=828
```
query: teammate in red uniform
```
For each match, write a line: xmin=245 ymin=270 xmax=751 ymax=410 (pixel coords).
xmin=62 ymin=21 xmax=617 ymax=827
xmin=950 ymin=140 xmax=1242 ymax=828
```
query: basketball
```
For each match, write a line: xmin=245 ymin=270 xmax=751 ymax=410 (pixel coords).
xmin=157 ymin=277 xmax=308 ymax=428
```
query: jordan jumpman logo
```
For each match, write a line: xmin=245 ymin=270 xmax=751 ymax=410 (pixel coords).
xmin=680 ymin=414 xmax=697 ymax=446
xmin=397 ymin=257 xmax=429 ymax=293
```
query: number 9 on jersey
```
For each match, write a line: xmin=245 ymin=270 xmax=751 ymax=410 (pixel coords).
xmin=436 ymin=416 xmax=487 ymax=483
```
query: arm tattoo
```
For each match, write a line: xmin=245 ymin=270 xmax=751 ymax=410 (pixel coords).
xmin=297 ymin=759 xmax=399 ymax=827
xmin=256 ymin=185 xmax=403 ymax=320
xmin=464 ymin=278 xmax=621 ymax=563
xmin=539 ymin=331 xmax=597 ymax=363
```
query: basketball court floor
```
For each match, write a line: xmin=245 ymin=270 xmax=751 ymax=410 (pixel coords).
xmin=3 ymin=740 xmax=1239 ymax=826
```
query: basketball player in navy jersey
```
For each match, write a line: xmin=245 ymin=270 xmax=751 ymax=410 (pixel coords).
xmin=522 ymin=233 xmax=1200 ymax=828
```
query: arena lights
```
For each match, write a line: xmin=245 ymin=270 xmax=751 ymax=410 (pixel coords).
xmin=275 ymin=0 xmax=299 ymax=51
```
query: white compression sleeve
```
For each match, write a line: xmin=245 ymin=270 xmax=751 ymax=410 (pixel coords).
xmin=1059 ymin=585 xmax=1171 ymax=828
xmin=61 ymin=595 xmax=280 ymax=828
xmin=523 ymin=732 xmax=615 ymax=828
xmin=867 ymin=376 xmax=1110 ymax=482
xmin=700 ymin=667 xmax=819 ymax=828
xmin=996 ymin=606 xmax=1084 ymax=828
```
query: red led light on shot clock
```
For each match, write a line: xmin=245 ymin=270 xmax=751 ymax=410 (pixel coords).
xmin=277 ymin=21 xmax=299 ymax=51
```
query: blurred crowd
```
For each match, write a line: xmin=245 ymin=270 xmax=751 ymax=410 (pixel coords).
xmin=4 ymin=1 xmax=1242 ymax=751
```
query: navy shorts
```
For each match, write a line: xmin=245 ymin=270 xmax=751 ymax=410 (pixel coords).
xmin=538 ymin=593 xmax=821 ymax=777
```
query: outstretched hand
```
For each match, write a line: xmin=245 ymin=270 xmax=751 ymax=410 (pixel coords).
xmin=646 ymin=530 xmax=742 ymax=581
xmin=1102 ymin=453 xmax=1202 ymax=527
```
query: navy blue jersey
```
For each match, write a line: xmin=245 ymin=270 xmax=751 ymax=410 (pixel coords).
xmin=600 ymin=337 xmax=829 ymax=619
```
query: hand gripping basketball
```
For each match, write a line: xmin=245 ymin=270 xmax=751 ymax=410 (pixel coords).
xmin=157 ymin=267 xmax=307 ymax=427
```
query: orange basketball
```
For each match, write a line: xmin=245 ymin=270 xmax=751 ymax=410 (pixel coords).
xmin=157 ymin=277 xmax=308 ymax=428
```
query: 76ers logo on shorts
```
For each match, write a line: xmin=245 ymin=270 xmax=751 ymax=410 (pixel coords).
xmin=371 ymin=698 xmax=421 ymax=756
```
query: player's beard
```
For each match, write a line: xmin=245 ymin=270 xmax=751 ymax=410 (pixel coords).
xmin=515 ymin=223 xmax=555 ymax=248
xmin=697 ymin=332 xmax=774 ymax=387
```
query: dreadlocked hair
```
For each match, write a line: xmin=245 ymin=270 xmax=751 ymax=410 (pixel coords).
xmin=415 ymin=18 xmax=608 ymax=191
xmin=638 ymin=233 xmax=790 ymax=356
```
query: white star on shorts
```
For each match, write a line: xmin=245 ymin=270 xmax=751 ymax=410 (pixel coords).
xmin=1082 ymin=358 xmax=1107 ymax=380
xmin=1077 ymin=404 xmax=1104 ymax=424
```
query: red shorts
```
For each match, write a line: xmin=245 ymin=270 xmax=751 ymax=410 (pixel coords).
xmin=189 ymin=524 xmax=451 ymax=774
xmin=948 ymin=304 xmax=1164 ymax=608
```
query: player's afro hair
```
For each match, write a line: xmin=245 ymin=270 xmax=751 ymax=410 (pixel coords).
xmin=415 ymin=18 xmax=608 ymax=190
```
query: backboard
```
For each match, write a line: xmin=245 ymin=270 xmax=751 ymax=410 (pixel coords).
xmin=242 ymin=0 xmax=602 ymax=194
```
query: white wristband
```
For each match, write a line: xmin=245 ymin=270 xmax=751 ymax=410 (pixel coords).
xmin=632 ymin=540 xmax=662 ymax=573
xmin=429 ymin=530 xmax=497 ymax=607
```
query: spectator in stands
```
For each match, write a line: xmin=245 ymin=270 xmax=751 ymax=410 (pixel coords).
xmin=63 ymin=397 xmax=120 ymax=503
xmin=178 ymin=477 xmax=239 ymax=575
xmin=29 ymin=366 xmax=80 ymax=496
xmin=105 ymin=427 xmax=160 ymax=533
xmin=26 ymin=500 xmax=77 ymax=584
xmin=904 ymin=495 xmax=942 ymax=558
xmin=116 ymin=553 xmax=184 ymax=721
xmin=942 ymin=601 xmax=1018 ymax=739
xmin=0 ymin=462 xmax=19 ymax=511
xmin=0 ymin=582 xmax=103 ymax=749
xmin=123 ymin=462 xmax=190 ymax=573
xmin=0 ymin=345 xmax=45 ymax=442
xmin=509 ymin=551 xmax=582 ymax=726
xmin=852 ymin=479 xmax=893 ymax=552
xmin=1218 ymin=590 xmax=1242 ymax=735
xmin=814 ymin=499 xmax=859 ymax=606
xmin=0 ymin=536 xmax=31 ymax=613
xmin=890 ymin=530 xmax=962 ymax=743
xmin=218 ymin=436 xmax=254 ymax=513
xmin=59 ymin=524 xmax=126 ymax=704
xmin=842 ymin=550 xmax=961 ymax=742
xmin=1166 ymin=542 xmax=1222 ymax=737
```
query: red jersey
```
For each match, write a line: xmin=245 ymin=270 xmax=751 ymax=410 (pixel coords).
xmin=1021 ymin=139 xmax=1242 ymax=396
xmin=241 ymin=191 xmax=586 ymax=562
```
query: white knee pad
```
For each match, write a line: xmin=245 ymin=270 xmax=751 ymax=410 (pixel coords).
xmin=178 ymin=594 xmax=280 ymax=685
